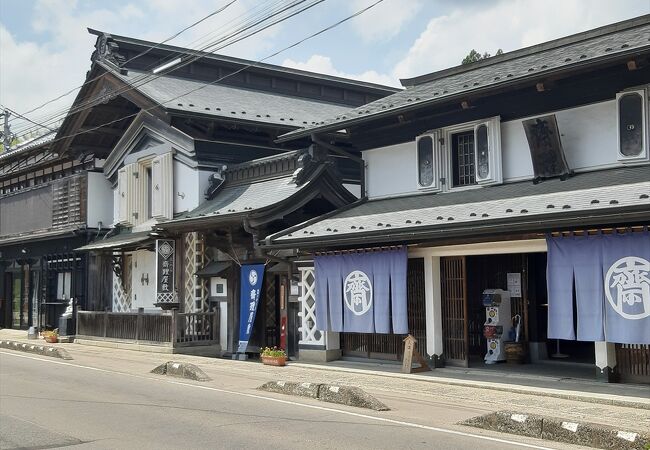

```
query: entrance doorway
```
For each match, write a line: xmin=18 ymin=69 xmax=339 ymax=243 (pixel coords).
xmin=5 ymin=266 xmax=31 ymax=330
xmin=440 ymin=252 xmax=596 ymax=368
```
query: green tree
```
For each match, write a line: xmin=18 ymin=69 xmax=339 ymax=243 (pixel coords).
xmin=462 ymin=48 xmax=503 ymax=65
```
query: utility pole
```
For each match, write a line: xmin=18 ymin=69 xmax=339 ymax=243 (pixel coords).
xmin=1 ymin=109 xmax=17 ymax=151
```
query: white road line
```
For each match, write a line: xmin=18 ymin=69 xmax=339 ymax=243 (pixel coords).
xmin=0 ymin=351 xmax=555 ymax=450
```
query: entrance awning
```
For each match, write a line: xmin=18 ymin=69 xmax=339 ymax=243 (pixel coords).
xmin=195 ymin=261 xmax=231 ymax=278
xmin=75 ymin=231 xmax=153 ymax=252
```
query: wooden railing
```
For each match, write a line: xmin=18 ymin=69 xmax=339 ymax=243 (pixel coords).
xmin=76 ymin=310 xmax=219 ymax=348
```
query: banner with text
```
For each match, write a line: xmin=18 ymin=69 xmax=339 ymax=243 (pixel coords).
xmin=237 ymin=264 xmax=265 ymax=353
xmin=156 ymin=239 xmax=176 ymax=304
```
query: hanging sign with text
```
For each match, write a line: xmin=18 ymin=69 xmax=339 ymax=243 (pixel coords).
xmin=237 ymin=264 xmax=265 ymax=353
xmin=156 ymin=239 xmax=176 ymax=304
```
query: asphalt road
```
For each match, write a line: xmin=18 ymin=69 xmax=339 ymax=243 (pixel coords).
xmin=0 ymin=351 xmax=575 ymax=450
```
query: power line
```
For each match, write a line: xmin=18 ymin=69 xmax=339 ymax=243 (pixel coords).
xmin=26 ymin=0 xmax=384 ymax=158
xmin=1 ymin=105 xmax=55 ymax=132
xmin=12 ymin=0 xmax=307 ymax=137
xmin=7 ymin=0 xmax=240 ymax=129
xmin=12 ymin=0 xmax=304 ymax=136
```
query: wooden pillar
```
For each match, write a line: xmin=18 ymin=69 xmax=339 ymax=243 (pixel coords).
xmin=171 ymin=309 xmax=178 ymax=347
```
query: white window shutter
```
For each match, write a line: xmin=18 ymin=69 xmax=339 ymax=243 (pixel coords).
xmin=117 ymin=167 xmax=131 ymax=225
xmin=616 ymin=89 xmax=648 ymax=164
xmin=416 ymin=130 xmax=443 ymax=192
xmin=126 ymin=163 xmax=140 ymax=225
xmin=151 ymin=152 xmax=173 ymax=220
xmin=474 ymin=116 xmax=503 ymax=185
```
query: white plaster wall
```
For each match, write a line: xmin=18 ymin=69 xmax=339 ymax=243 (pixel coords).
xmin=343 ymin=183 xmax=361 ymax=198
xmin=364 ymin=99 xmax=633 ymax=199
xmin=86 ymin=172 xmax=114 ymax=228
xmin=174 ymin=161 xmax=205 ymax=214
xmin=502 ymin=100 xmax=619 ymax=181
xmin=363 ymin=142 xmax=416 ymax=198
xmin=130 ymin=249 xmax=157 ymax=311
xmin=198 ymin=169 xmax=213 ymax=202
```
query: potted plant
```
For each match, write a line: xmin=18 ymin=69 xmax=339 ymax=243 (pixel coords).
xmin=42 ymin=329 xmax=58 ymax=344
xmin=260 ymin=347 xmax=287 ymax=366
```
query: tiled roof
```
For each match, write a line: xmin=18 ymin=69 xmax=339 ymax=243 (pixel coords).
xmin=277 ymin=15 xmax=650 ymax=142
xmin=266 ymin=166 xmax=650 ymax=246
xmin=114 ymin=69 xmax=353 ymax=128
xmin=75 ymin=231 xmax=152 ymax=252
xmin=175 ymin=173 xmax=311 ymax=223
xmin=0 ymin=130 xmax=56 ymax=162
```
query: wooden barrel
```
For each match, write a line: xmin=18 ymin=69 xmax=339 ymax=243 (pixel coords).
xmin=504 ymin=342 xmax=526 ymax=364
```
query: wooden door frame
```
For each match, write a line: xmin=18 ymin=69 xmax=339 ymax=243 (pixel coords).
xmin=440 ymin=255 xmax=469 ymax=367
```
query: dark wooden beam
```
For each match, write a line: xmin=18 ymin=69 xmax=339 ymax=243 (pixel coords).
xmin=79 ymin=126 xmax=124 ymax=137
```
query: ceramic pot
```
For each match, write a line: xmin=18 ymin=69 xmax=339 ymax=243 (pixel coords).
xmin=261 ymin=355 xmax=287 ymax=366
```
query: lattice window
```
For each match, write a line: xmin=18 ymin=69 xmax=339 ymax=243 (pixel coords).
xmin=112 ymin=254 xmax=132 ymax=312
xmin=183 ymin=232 xmax=208 ymax=313
xmin=52 ymin=176 xmax=84 ymax=228
xmin=298 ymin=267 xmax=323 ymax=345
xmin=452 ymin=131 xmax=476 ymax=187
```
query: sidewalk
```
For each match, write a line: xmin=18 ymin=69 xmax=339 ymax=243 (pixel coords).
xmin=1 ymin=328 xmax=648 ymax=434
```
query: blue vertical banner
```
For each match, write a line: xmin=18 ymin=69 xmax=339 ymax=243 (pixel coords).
xmin=237 ymin=264 xmax=265 ymax=353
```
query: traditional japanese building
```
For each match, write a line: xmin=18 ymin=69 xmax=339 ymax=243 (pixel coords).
xmin=0 ymin=131 xmax=113 ymax=331
xmin=68 ymin=29 xmax=395 ymax=353
xmin=264 ymin=16 xmax=650 ymax=383
xmin=155 ymin=148 xmax=355 ymax=356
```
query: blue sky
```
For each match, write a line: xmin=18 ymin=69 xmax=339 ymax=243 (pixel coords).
xmin=1 ymin=0 xmax=648 ymax=136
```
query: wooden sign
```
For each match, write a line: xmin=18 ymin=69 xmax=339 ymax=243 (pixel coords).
xmin=402 ymin=334 xmax=431 ymax=374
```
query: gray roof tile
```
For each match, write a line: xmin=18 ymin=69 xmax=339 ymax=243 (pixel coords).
xmin=116 ymin=69 xmax=352 ymax=128
xmin=168 ymin=173 xmax=305 ymax=225
xmin=270 ymin=166 xmax=650 ymax=244
xmin=278 ymin=17 xmax=650 ymax=141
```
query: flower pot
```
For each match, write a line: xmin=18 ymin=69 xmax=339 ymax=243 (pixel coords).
xmin=261 ymin=355 xmax=287 ymax=366
xmin=44 ymin=335 xmax=58 ymax=344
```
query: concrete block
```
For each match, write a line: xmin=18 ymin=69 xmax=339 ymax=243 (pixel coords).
xmin=298 ymin=349 xmax=342 ymax=362
xmin=317 ymin=384 xmax=389 ymax=411
xmin=258 ymin=381 xmax=389 ymax=411
xmin=464 ymin=410 xmax=650 ymax=449
xmin=464 ymin=411 xmax=542 ymax=438
xmin=0 ymin=340 xmax=72 ymax=360
xmin=258 ymin=381 xmax=320 ymax=399
xmin=151 ymin=361 xmax=211 ymax=382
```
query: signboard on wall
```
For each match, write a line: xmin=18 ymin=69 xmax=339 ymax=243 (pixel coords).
xmin=507 ymin=272 xmax=522 ymax=298
xmin=156 ymin=239 xmax=176 ymax=303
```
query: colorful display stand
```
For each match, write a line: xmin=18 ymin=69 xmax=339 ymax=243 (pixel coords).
xmin=482 ymin=289 xmax=512 ymax=364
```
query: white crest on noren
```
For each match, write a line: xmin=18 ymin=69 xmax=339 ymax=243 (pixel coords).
xmin=605 ymin=256 xmax=650 ymax=320
xmin=344 ymin=270 xmax=373 ymax=316
xmin=249 ymin=269 xmax=258 ymax=286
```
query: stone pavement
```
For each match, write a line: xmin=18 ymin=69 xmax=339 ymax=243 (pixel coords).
xmin=1 ymin=328 xmax=648 ymax=436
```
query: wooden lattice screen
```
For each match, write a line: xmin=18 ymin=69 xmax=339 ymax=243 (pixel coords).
xmin=440 ymin=256 xmax=468 ymax=367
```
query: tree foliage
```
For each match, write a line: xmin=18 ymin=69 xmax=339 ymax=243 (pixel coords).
xmin=462 ymin=48 xmax=503 ymax=65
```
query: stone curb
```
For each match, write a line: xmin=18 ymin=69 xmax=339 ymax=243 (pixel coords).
xmin=463 ymin=410 xmax=650 ymax=450
xmin=258 ymin=381 xmax=390 ymax=411
xmin=151 ymin=361 xmax=211 ymax=382
xmin=290 ymin=362 xmax=650 ymax=411
xmin=0 ymin=340 xmax=73 ymax=360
